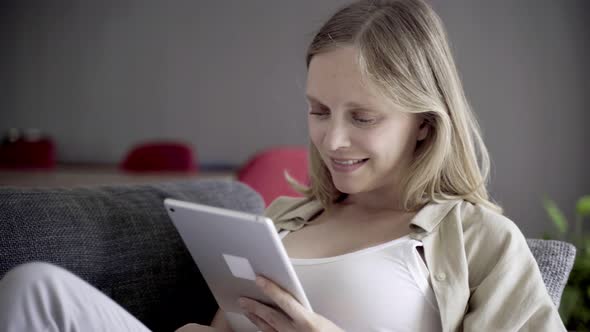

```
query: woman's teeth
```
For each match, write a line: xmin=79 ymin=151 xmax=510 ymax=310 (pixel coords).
xmin=333 ymin=159 xmax=367 ymax=165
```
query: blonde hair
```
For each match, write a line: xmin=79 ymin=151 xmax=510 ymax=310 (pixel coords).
xmin=289 ymin=0 xmax=502 ymax=214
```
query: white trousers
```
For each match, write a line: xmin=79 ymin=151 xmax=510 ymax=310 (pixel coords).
xmin=0 ymin=262 xmax=151 ymax=332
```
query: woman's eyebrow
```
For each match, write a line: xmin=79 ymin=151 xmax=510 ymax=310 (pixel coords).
xmin=344 ymin=101 xmax=374 ymax=110
xmin=305 ymin=95 xmax=323 ymax=104
xmin=306 ymin=95 xmax=376 ymax=111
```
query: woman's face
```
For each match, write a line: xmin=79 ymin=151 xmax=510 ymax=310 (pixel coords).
xmin=306 ymin=46 xmax=428 ymax=196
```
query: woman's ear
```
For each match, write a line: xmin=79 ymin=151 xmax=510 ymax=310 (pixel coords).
xmin=417 ymin=118 xmax=429 ymax=141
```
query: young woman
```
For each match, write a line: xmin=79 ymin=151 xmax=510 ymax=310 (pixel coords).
xmin=202 ymin=0 xmax=566 ymax=330
xmin=0 ymin=0 xmax=566 ymax=331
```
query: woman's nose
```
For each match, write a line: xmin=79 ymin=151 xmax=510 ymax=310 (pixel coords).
xmin=323 ymin=122 xmax=351 ymax=151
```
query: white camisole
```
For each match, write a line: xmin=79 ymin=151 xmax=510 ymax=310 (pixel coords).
xmin=280 ymin=230 xmax=442 ymax=332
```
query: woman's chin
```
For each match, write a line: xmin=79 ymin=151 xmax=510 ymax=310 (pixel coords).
xmin=332 ymin=180 xmax=363 ymax=195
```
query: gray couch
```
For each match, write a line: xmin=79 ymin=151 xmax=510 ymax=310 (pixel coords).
xmin=0 ymin=180 xmax=576 ymax=331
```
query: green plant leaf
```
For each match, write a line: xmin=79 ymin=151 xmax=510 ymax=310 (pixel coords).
xmin=576 ymin=196 xmax=590 ymax=217
xmin=586 ymin=238 xmax=590 ymax=257
xmin=559 ymin=286 xmax=580 ymax=323
xmin=543 ymin=197 xmax=568 ymax=234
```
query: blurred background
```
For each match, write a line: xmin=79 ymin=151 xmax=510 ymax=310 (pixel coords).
xmin=0 ymin=0 xmax=588 ymax=238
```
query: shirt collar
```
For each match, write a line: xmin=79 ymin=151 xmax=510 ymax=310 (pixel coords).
xmin=278 ymin=197 xmax=323 ymax=223
xmin=409 ymin=199 xmax=462 ymax=233
xmin=274 ymin=197 xmax=462 ymax=234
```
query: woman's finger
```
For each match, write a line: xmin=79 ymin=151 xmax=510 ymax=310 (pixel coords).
xmin=255 ymin=276 xmax=309 ymax=324
xmin=244 ymin=312 xmax=276 ymax=332
xmin=240 ymin=297 xmax=293 ymax=331
xmin=174 ymin=323 xmax=217 ymax=332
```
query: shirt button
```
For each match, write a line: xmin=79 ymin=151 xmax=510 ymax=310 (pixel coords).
xmin=435 ymin=272 xmax=447 ymax=281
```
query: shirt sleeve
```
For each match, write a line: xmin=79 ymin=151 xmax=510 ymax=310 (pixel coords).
xmin=462 ymin=217 xmax=567 ymax=331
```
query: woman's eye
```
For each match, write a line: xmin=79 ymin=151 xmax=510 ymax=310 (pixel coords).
xmin=309 ymin=110 xmax=329 ymax=117
xmin=354 ymin=117 xmax=376 ymax=124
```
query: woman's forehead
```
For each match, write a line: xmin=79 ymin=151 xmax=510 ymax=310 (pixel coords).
xmin=306 ymin=46 xmax=361 ymax=82
xmin=306 ymin=48 xmax=379 ymax=103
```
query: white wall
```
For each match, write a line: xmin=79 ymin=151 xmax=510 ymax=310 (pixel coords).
xmin=0 ymin=1 xmax=344 ymax=165
xmin=1 ymin=0 xmax=588 ymax=237
xmin=432 ymin=0 xmax=589 ymax=236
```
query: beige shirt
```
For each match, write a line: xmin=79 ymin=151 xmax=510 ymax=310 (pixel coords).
xmin=264 ymin=196 xmax=566 ymax=332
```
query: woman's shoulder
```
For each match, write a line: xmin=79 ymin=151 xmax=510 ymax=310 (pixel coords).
xmin=415 ymin=198 xmax=522 ymax=241
xmin=454 ymin=200 xmax=524 ymax=240
xmin=264 ymin=196 xmax=323 ymax=231
xmin=450 ymin=200 xmax=532 ymax=271
xmin=264 ymin=196 xmax=315 ymax=219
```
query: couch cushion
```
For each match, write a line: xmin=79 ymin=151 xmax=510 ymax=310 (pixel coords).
xmin=526 ymin=239 xmax=576 ymax=307
xmin=0 ymin=179 xmax=264 ymax=332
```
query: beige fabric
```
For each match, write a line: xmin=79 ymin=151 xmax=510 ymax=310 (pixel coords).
xmin=265 ymin=196 xmax=566 ymax=331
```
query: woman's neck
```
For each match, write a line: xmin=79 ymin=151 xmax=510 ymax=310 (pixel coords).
xmin=339 ymin=192 xmax=410 ymax=214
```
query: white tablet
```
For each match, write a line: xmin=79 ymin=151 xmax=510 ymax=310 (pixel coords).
xmin=164 ymin=198 xmax=312 ymax=332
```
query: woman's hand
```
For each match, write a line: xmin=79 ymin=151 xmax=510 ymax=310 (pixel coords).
xmin=175 ymin=323 xmax=218 ymax=332
xmin=238 ymin=276 xmax=344 ymax=332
